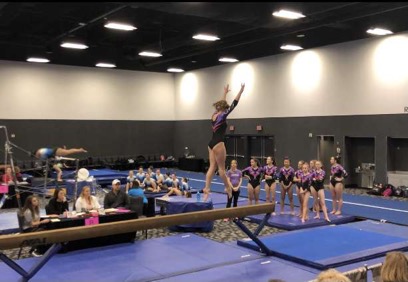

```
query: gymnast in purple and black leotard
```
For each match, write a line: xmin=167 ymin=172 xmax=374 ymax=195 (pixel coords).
xmin=203 ymin=83 xmax=245 ymax=201
xmin=263 ymin=156 xmax=278 ymax=212
xmin=242 ymin=159 xmax=263 ymax=205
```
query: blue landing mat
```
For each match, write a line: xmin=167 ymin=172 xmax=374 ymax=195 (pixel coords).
xmin=0 ymin=234 xmax=261 ymax=282
xmin=157 ymin=257 xmax=317 ymax=282
xmin=237 ymin=225 xmax=408 ymax=270
xmin=245 ymin=207 xmax=355 ymax=230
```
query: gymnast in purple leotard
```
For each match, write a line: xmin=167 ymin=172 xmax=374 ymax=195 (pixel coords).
xmin=263 ymin=156 xmax=278 ymax=213
xmin=203 ymin=83 xmax=245 ymax=201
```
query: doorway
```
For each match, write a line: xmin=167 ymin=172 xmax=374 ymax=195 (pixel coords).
xmin=248 ymin=135 xmax=275 ymax=166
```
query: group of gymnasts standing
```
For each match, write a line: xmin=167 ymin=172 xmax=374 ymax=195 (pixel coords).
xmin=224 ymin=156 xmax=348 ymax=223
xmin=202 ymin=82 xmax=347 ymax=223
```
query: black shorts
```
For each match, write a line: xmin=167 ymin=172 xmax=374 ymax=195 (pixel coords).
xmin=208 ymin=136 xmax=224 ymax=150
xmin=330 ymin=178 xmax=343 ymax=187
xmin=313 ymin=182 xmax=325 ymax=191
xmin=265 ymin=179 xmax=275 ymax=186
xmin=248 ymin=180 xmax=261 ymax=188
xmin=281 ymin=179 xmax=292 ymax=186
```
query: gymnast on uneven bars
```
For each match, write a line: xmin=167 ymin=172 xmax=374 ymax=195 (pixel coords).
xmin=34 ymin=146 xmax=87 ymax=182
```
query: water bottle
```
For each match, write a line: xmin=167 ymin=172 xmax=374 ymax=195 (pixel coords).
xmin=196 ymin=191 xmax=201 ymax=202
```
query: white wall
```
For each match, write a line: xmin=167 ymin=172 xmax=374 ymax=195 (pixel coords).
xmin=0 ymin=60 xmax=175 ymax=120
xmin=1 ymin=31 xmax=408 ymax=122
xmin=174 ymin=31 xmax=408 ymax=120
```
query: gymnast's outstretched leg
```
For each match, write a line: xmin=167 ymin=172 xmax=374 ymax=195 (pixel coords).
xmin=203 ymin=146 xmax=217 ymax=200
xmin=213 ymin=142 xmax=231 ymax=198
xmin=55 ymin=147 xmax=87 ymax=157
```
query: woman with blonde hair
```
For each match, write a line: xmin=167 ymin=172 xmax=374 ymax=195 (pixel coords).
xmin=75 ymin=186 xmax=100 ymax=212
xmin=316 ymin=269 xmax=351 ymax=282
xmin=203 ymin=83 xmax=245 ymax=201
xmin=381 ymin=251 xmax=408 ymax=282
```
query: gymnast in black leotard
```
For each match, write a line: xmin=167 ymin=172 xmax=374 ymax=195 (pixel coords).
xmin=242 ymin=159 xmax=263 ymax=205
xmin=203 ymin=83 xmax=245 ymax=201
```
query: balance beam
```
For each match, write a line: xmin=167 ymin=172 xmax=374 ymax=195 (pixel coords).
xmin=0 ymin=203 xmax=274 ymax=250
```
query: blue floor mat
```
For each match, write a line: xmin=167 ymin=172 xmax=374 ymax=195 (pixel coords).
xmin=237 ymin=225 xmax=408 ymax=269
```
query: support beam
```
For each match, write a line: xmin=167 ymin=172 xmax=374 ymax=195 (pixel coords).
xmin=0 ymin=204 xmax=274 ymax=250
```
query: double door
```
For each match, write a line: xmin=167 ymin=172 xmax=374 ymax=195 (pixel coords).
xmin=225 ymin=135 xmax=275 ymax=169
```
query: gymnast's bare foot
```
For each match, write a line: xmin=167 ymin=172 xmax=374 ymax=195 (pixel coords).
xmin=325 ymin=217 xmax=331 ymax=222
xmin=330 ymin=210 xmax=336 ymax=214
xmin=80 ymin=148 xmax=88 ymax=153
xmin=335 ymin=211 xmax=342 ymax=215
xmin=314 ymin=215 xmax=320 ymax=219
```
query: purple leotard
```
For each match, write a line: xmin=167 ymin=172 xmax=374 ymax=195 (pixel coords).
xmin=208 ymin=100 xmax=238 ymax=149
xmin=294 ymin=169 xmax=303 ymax=188
xmin=300 ymin=172 xmax=313 ymax=192
xmin=263 ymin=165 xmax=278 ymax=186
xmin=330 ymin=164 xmax=348 ymax=186
xmin=313 ymin=169 xmax=326 ymax=190
xmin=242 ymin=166 xmax=263 ymax=188
xmin=279 ymin=167 xmax=295 ymax=186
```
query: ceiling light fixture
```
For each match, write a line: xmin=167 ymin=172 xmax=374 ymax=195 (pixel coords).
xmin=167 ymin=68 xmax=184 ymax=73
xmin=139 ymin=51 xmax=162 ymax=57
xmin=273 ymin=9 xmax=305 ymax=20
xmin=60 ymin=42 xmax=89 ymax=49
xmin=104 ymin=22 xmax=137 ymax=31
xmin=281 ymin=44 xmax=303 ymax=51
xmin=192 ymin=34 xmax=220 ymax=41
xmin=96 ymin=63 xmax=116 ymax=68
xmin=26 ymin=57 xmax=50 ymax=63
xmin=219 ymin=57 xmax=239 ymax=63
xmin=367 ymin=28 xmax=393 ymax=36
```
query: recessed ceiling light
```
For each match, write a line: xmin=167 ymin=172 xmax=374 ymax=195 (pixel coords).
xmin=280 ymin=44 xmax=303 ymax=51
xmin=367 ymin=28 xmax=393 ymax=36
xmin=297 ymin=34 xmax=305 ymax=38
xmin=104 ymin=22 xmax=137 ymax=31
xmin=96 ymin=63 xmax=116 ymax=68
xmin=26 ymin=57 xmax=50 ymax=63
xmin=219 ymin=57 xmax=239 ymax=63
xmin=192 ymin=34 xmax=220 ymax=41
xmin=138 ymin=51 xmax=162 ymax=57
xmin=167 ymin=68 xmax=184 ymax=73
xmin=60 ymin=42 xmax=89 ymax=49
xmin=273 ymin=9 xmax=305 ymax=20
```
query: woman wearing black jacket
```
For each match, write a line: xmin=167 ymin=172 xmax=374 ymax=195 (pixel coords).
xmin=46 ymin=188 xmax=69 ymax=215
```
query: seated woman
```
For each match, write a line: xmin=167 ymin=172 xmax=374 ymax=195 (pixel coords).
xmin=1 ymin=167 xmax=14 ymax=184
xmin=381 ymin=251 xmax=408 ymax=282
xmin=164 ymin=178 xmax=183 ymax=197
xmin=75 ymin=186 xmax=100 ymax=212
xmin=128 ymin=180 xmax=148 ymax=215
xmin=180 ymin=177 xmax=190 ymax=195
xmin=135 ymin=166 xmax=146 ymax=184
xmin=162 ymin=173 xmax=173 ymax=190
xmin=46 ymin=188 xmax=69 ymax=216
xmin=142 ymin=174 xmax=158 ymax=192
xmin=125 ymin=170 xmax=135 ymax=193
xmin=22 ymin=195 xmax=51 ymax=257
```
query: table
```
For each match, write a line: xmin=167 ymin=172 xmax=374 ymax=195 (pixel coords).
xmin=145 ymin=191 xmax=167 ymax=217
xmin=156 ymin=196 xmax=214 ymax=232
xmin=44 ymin=211 xmax=138 ymax=252
xmin=178 ymin=157 xmax=204 ymax=172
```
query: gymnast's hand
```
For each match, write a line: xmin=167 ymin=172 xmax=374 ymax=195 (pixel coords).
xmin=223 ymin=84 xmax=230 ymax=95
xmin=240 ymin=83 xmax=245 ymax=91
